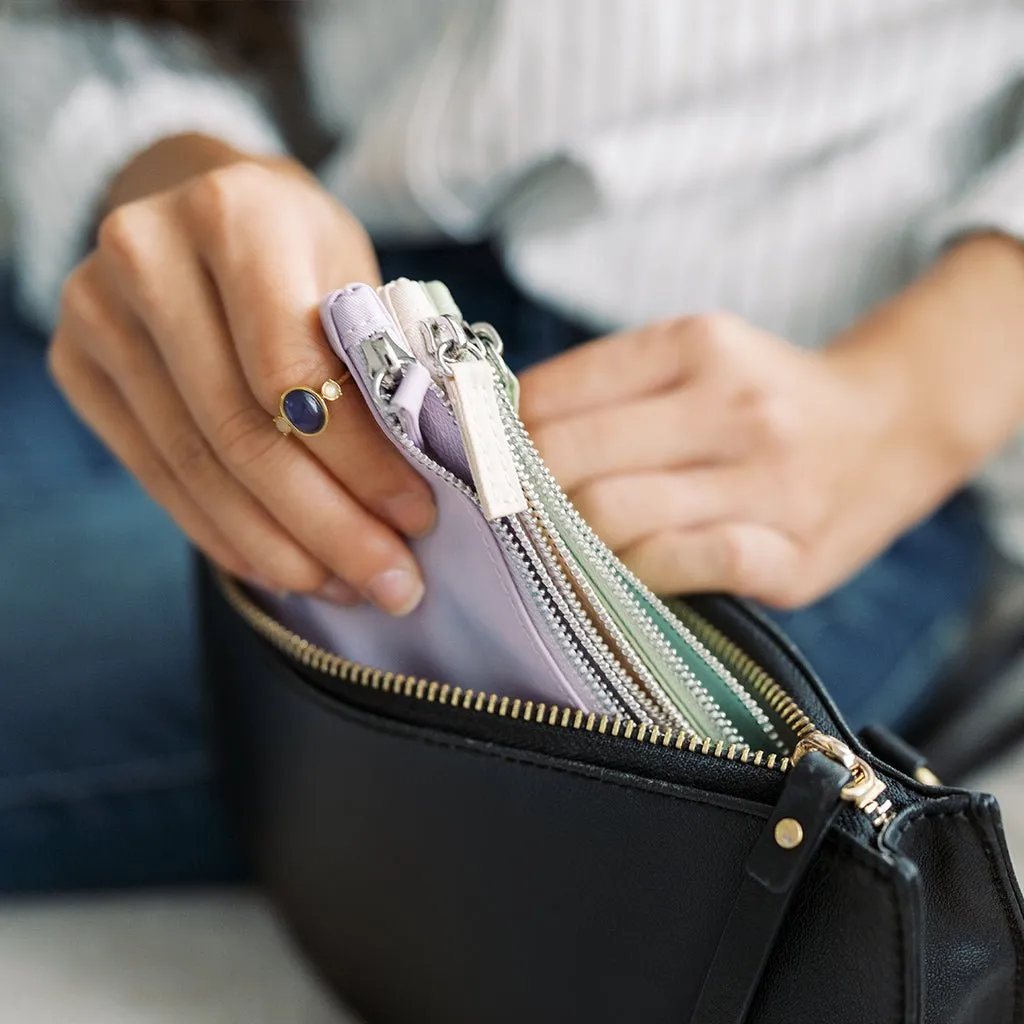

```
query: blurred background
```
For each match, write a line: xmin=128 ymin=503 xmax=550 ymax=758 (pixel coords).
xmin=2 ymin=1 xmax=1024 ymax=1020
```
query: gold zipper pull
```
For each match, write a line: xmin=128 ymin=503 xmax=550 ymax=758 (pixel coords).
xmin=791 ymin=730 xmax=893 ymax=828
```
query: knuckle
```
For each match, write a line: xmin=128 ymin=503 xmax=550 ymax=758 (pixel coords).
xmin=643 ymin=313 xmax=735 ymax=377
xmin=716 ymin=524 xmax=756 ymax=587
xmin=271 ymin=561 xmax=329 ymax=596
xmin=573 ymin=478 xmax=615 ymax=526
xmin=634 ymin=318 xmax=686 ymax=365
xmin=688 ymin=309 xmax=737 ymax=346
xmin=46 ymin=330 xmax=72 ymax=387
xmin=256 ymin=354 xmax=328 ymax=412
xmin=359 ymin=468 xmax=425 ymax=514
xmin=692 ymin=311 xmax=741 ymax=338
xmin=682 ymin=312 xmax=742 ymax=365
xmin=97 ymin=203 xmax=151 ymax=268
xmin=736 ymin=387 xmax=793 ymax=446
xmin=59 ymin=264 xmax=119 ymax=354
xmin=167 ymin=430 xmax=213 ymax=483
xmin=58 ymin=266 xmax=94 ymax=325
xmin=715 ymin=525 xmax=807 ymax=608
xmin=214 ymin=404 xmax=281 ymax=472
xmin=762 ymin=573 xmax=814 ymax=611
xmin=206 ymin=549 xmax=252 ymax=582
xmin=97 ymin=204 xmax=165 ymax=311
xmin=182 ymin=162 xmax=270 ymax=232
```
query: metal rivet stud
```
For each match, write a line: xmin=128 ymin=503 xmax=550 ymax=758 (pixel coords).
xmin=774 ymin=817 xmax=804 ymax=850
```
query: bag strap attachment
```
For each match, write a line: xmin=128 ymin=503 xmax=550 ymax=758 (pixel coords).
xmin=689 ymin=751 xmax=851 ymax=1024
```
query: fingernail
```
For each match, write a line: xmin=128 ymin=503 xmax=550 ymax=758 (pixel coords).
xmin=366 ymin=567 xmax=424 ymax=617
xmin=316 ymin=577 xmax=362 ymax=607
xmin=383 ymin=492 xmax=437 ymax=538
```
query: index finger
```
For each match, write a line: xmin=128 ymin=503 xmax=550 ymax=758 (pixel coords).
xmin=193 ymin=199 xmax=436 ymax=540
xmin=518 ymin=318 xmax=702 ymax=426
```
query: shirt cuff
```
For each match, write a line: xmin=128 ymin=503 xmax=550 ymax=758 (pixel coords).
xmin=921 ymin=142 xmax=1024 ymax=262
xmin=10 ymin=69 xmax=286 ymax=330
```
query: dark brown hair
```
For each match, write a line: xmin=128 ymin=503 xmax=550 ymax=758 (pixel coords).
xmin=68 ymin=0 xmax=298 ymax=71
xmin=66 ymin=1 xmax=331 ymax=162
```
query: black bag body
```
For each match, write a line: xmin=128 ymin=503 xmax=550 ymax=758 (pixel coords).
xmin=199 ymin=558 xmax=1024 ymax=1024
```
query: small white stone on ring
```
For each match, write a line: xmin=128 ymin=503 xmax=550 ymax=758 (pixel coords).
xmin=273 ymin=416 xmax=293 ymax=435
xmin=321 ymin=379 xmax=343 ymax=401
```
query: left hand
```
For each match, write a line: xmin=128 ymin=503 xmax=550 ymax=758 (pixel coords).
xmin=518 ymin=313 xmax=958 ymax=608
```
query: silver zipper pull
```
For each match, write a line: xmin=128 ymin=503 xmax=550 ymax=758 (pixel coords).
xmin=471 ymin=321 xmax=520 ymax=414
xmin=425 ymin=316 xmax=527 ymax=521
xmin=360 ymin=330 xmax=414 ymax=407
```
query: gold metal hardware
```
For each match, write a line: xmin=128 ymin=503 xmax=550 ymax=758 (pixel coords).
xmin=792 ymin=731 xmax=894 ymax=828
xmin=774 ymin=818 xmax=804 ymax=849
xmin=216 ymin=572 xmax=896 ymax=831
xmin=914 ymin=766 xmax=942 ymax=787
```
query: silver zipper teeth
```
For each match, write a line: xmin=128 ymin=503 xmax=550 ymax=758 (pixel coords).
xmin=495 ymin=523 xmax=625 ymax=718
xmin=381 ymin=405 xmax=629 ymax=720
xmin=495 ymin=384 xmax=778 ymax=746
xmin=516 ymin=493 xmax=694 ymax=732
xmin=425 ymin=371 xmax=728 ymax=738
xmin=508 ymin=514 xmax=663 ymax=725
xmin=399 ymin=377 xmax=648 ymax=719
xmin=502 ymin=404 xmax=742 ymax=742
xmin=522 ymin=462 xmax=734 ymax=739
xmin=375 ymin=332 xmax=773 ymax=745
xmin=411 ymin=377 xmax=665 ymax=725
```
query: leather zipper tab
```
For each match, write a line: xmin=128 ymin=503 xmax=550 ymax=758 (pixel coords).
xmin=689 ymin=751 xmax=850 ymax=1024
xmin=746 ymin=749 xmax=851 ymax=895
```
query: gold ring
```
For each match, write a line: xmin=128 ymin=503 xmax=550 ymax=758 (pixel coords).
xmin=273 ymin=373 xmax=350 ymax=437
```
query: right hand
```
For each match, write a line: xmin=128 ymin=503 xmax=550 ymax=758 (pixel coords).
xmin=48 ymin=143 xmax=434 ymax=615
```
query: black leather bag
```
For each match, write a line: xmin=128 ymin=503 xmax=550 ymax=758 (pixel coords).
xmin=200 ymin=556 xmax=1024 ymax=1024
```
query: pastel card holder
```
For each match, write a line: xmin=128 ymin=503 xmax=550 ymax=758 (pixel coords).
xmin=253 ymin=284 xmax=600 ymax=709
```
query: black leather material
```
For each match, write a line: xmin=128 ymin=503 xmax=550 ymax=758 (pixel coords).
xmin=690 ymin=753 xmax=851 ymax=1024
xmin=883 ymin=794 xmax=1024 ymax=1024
xmin=198 ymin=559 xmax=1024 ymax=1024
xmin=860 ymin=724 xmax=936 ymax=784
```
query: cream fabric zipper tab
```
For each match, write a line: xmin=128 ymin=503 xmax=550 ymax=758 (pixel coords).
xmin=472 ymin=321 xmax=520 ymax=414
xmin=379 ymin=279 xmax=437 ymax=367
xmin=447 ymin=358 xmax=527 ymax=520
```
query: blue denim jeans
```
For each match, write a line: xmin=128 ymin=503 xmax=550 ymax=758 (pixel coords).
xmin=0 ymin=249 xmax=989 ymax=892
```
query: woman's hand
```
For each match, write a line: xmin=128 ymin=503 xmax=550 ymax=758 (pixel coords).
xmin=518 ymin=269 xmax=1015 ymax=609
xmin=48 ymin=136 xmax=434 ymax=614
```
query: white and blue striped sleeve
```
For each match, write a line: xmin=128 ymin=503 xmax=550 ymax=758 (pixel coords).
xmin=924 ymin=98 xmax=1024 ymax=260
xmin=0 ymin=11 xmax=286 ymax=330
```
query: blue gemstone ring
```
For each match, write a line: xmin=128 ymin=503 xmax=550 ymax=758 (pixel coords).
xmin=273 ymin=375 xmax=348 ymax=437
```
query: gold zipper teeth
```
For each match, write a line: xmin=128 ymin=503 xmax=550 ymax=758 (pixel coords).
xmin=217 ymin=572 xmax=793 ymax=773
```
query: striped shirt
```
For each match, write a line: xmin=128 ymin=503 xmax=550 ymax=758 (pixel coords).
xmin=2 ymin=0 xmax=1024 ymax=552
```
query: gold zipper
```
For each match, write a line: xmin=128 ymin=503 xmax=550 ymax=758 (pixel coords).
xmin=216 ymin=571 xmax=893 ymax=827
xmin=670 ymin=599 xmax=894 ymax=827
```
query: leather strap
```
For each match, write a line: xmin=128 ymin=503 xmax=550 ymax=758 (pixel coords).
xmin=689 ymin=751 xmax=850 ymax=1024
xmin=859 ymin=723 xmax=939 ymax=786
